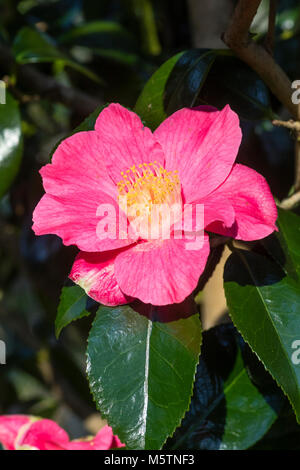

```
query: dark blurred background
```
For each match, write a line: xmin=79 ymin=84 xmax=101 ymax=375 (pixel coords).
xmin=0 ymin=0 xmax=300 ymax=446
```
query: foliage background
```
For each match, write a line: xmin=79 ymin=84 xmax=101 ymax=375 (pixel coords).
xmin=0 ymin=0 xmax=300 ymax=449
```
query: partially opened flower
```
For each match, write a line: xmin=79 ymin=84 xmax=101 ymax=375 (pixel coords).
xmin=32 ymin=104 xmax=277 ymax=306
xmin=0 ymin=415 xmax=124 ymax=450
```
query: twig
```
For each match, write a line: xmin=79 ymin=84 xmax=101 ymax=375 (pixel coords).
xmin=274 ymin=84 xmax=300 ymax=194
xmin=222 ymin=0 xmax=297 ymax=118
xmin=272 ymin=119 xmax=300 ymax=132
xmin=265 ymin=0 xmax=278 ymax=54
xmin=278 ymin=192 xmax=300 ymax=210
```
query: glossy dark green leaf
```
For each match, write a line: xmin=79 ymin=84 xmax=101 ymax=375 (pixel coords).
xmin=59 ymin=21 xmax=139 ymax=65
xmin=13 ymin=27 xmax=101 ymax=83
xmin=134 ymin=51 xmax=184 ymax=130
xmin=55 ymin=285 xmax=90 ymax=338
xmin=135 ymin=49 xmax=273 ymax=128
xmin=199 ymin=55 xmax=274 ymax=120
xmin=224 ymin=249 xmax=300 ymax=423
xmin=0 ymin=92 xmax=23 ymax=198
xmin=135 ymin=49 xmax=217 ymax=130
xmin=167 ymin=324 xmax=284 ymax=450
xmin=87 ymin=304 xmax=201 ymax=450
xmin=162 ymin=49 xmax=218 ymax=116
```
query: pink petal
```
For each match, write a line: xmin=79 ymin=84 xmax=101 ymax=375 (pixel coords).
xmin=114 ymin=235 xmax=210 ymax=305
xmin=111 ymin=434 xmax=125 ymax=449
xmin=95 ymin=104 xmax=165 ymax=183
xmin=69 ymin=250 xmax=131 ymax=306
xmin=202 ymin=193 xmax=235 ymax=229
xmin=49 ymin=130 xmax=115 ymax=196
xmin=206 ymin=164 xmax=278 ymax=241
xmin=81 ymin=425 xmax=114 ymax=449
xmin=0 ymin=415 xmax=31 ymax=450
xmin=66 ymin=425 xmax=124 ymax=450
xmin=89 ymin=425 xmax=122 ymax=450
xmin=177 ymin=194 xmax=235 ymax=233
xmin=65 ymin=438 xmax=97 ymax=450
xmin=33 ymin=129 xmax=137 ymax=252
xmin=32 ymin=192 xmax=136 ymax=252
xmin=154 ymin=105 xmax=242 ymax=202
xmin=20 ymin=419 xmax=70 ymax=450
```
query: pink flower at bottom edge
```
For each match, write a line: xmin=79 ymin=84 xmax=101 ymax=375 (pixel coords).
xmin=0 ymin=415 xmax=31 ymax=450
xmin=66 ymin=425 xmax=124 ymax=450
xmin=32 ymin=103 xmax=277 ymax=307
xmin=0 ymin=415 xmax=124 ymax=450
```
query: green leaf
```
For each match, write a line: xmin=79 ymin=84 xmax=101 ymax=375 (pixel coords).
xmin=87 ymin=304 xmax=201 ymax=450
xmin=134 ymin=51 xmax=184 ymax=130
xmin=55 ymin=285 xmax=90 ymax=338
xmin=199 ymin=54 xmax=274 ymax=120
xmin=224 ymin=249 xmax=300 ymax=423
xmin=59 ymin=21 xmax=139 ymax=65
xmin=135 ymin=49 xmax=215 ymax=130
xmin=162 ymin=49 xmax=218 ymax=116
xmin=277 ymin=208 xmax=300 ymax=275
xmin=0 ymin=92 xmax=23 ymax=198
xmin=13 ymin=27 xmax=102 ymax=83
xmin=168 ymin=324 xmax=284 ymax=450
xmin=135 ymin=49 xmax=273 ymax=130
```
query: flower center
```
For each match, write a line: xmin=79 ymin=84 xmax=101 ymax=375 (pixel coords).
xmin=117 ymin=161 xmax=182 ymax=239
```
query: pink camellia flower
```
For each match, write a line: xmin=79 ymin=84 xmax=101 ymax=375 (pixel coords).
xmin=32 ymin=104 xmax=277 ymax=306
xmin=0 ymin=415 xmax=124 ymax=450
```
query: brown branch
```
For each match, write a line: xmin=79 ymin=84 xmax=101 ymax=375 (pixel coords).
xmin=0 ymin=44 xmax=103 ymax=117
xmin=274 ymin=85 xmax=300 ymax=193
xmin=265 ymin=0 xmax=278 ymax=54
xmin=222 ymin=0 xmax=297 ymax=118
xmin=272 ymin=119 xmax=300 ymax=132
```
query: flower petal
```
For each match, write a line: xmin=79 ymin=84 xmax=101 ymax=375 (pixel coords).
xmin=95 ymin=103 xmax=165 ymax=183
xmin=177 ymin=194 xmax=235 ymax=233
xmin=48 ymin=130 xmax=115 ymax=196
xmin=206 ymin=164 xmax=278 ymax=241
xmin=67 ymin=425 xmax=124 ymax=450
xmin=202 ymin=193 xmax=236 ymax=229
xmin=33 ymin=128 xmax=137 ymax=252
xmin=114 ymin=235 xmax=210 ymax=305
xmin=154 ymin=105 xmax=242 ymax=202
xmin=69 ymin=250 xmax=131 ymax=306
xmin=32 ymin=192 xmax=136 ymax=252
xmin=0 ymin=415 xmax=30 ymax=450
xmin=20 ymin=419 xmax=70 ymax=450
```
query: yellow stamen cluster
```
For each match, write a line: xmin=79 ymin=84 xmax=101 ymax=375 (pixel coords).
xmin=117 ymin=161 xmax=180 ymax=208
